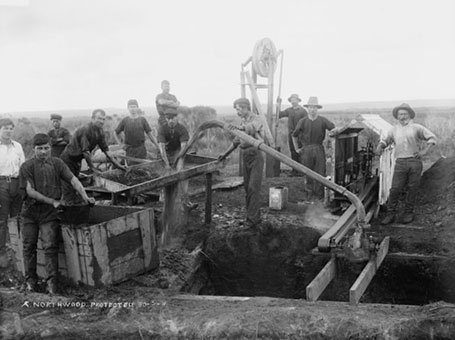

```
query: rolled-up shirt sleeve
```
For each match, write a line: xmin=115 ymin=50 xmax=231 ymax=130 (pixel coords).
xmin=418 ymin=125 xmax=437 ymax=145
xmin=379 ymin=128 xmax=394 ymax=147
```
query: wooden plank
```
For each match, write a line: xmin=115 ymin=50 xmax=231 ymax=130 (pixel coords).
xmin=109 ymin=247 xmax=143 ymax=267
xmin=105 ymin=215 xmax=135 ymax=237
xmin=61 ymin=226 xmax=82 ymax=284
xmin=349 ymin=236 xmax=390 ymax=305
xmin=36 ymin=252 xmax=66 ymax=269
xmin=244 ymin=71 xmax=275 ymax=147
xmin=91 ymin=223 xmax=111 ymax=286
xmin=205 ymin=173 xmax=212 ymax=224
xmin=138 ymin=210 xmax=152 ymax=269
xmin=306 ymin=257 xmax=336 ymax=302
xmin=111 ymin=257 xmax=145 ymax=283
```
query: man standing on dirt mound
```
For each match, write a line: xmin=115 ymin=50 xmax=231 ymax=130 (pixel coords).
xmin=115 ymin=99 xmax=158 ymax=165
xmin=19 ymin=133 xmax=95 ymax=294
xmin=376 ymin=103 xmax=436 ymax=225
xmin=279 ymin=94 xmax=308 ymax=170
xmin=155 ymin=80 xmax=180 ymax=127
xmin=48 ymin=114 xmax=71 ymax=158
xmin=60 ymin=109 xmax=125 ymax=205
xmin=292 ymin=97 xmax=338 ymax=198
xmin=219 ymin=98 xmax=266 ymax=228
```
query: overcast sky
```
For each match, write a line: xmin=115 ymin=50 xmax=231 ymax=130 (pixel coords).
xmin=0 ymin=0 xmax=454 ymax=112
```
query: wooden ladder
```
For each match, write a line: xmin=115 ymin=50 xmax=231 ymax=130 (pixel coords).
xmin=306 ymin=236 xmax=390 ymax=305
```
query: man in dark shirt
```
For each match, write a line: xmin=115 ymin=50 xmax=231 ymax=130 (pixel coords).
xmin=157 ymin=108 xmax=189 ymax=168
xmin=155 ymin=80 xmax=180 ymax=127
xmin=20 ymin=133 xmax=95 ymax=294
xmin=47 ymin=114 xmax=71 ymax=157
xmin=115 ymin=99 xmax=158 ymax=164
xmin=279 ymin=94 xmax=308 ymax=166
xmin=292 ymin=97 xmax=338 ymax=198
xmin=60 ymin=109 xmax=125 ymax=204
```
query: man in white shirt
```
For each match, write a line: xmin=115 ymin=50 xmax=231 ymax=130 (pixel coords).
xmin=376 ymin=103 xmax=436 ymax=224
xmin=0 ymin=118 xmax=25 ymax=265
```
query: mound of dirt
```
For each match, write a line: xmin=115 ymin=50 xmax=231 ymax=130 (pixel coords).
xmin=420 ymin=157 xmax=455 ymax=199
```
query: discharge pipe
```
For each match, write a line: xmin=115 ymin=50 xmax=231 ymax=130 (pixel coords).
xmin=175 ymin=120 xmax=366 ymax=224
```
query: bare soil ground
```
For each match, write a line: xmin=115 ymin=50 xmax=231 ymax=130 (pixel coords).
xmin=1 ymin=159 xmax=455 ymax=339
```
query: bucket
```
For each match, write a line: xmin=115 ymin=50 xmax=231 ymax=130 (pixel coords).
xmin=269 ymin=186 xmax=288 ymax=210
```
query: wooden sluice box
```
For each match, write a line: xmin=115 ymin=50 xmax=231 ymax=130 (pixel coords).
xmin=8 ymin=205 xmax=159 ymax=286
xmin=86 ymin=154 xmax=221 ymax=204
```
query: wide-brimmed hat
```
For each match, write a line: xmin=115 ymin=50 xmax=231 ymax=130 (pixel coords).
xmin=392 ymin=103 xmax=415 ymax=119
xmin=288 ymin=94 xmax=302 ymax=103
xmin=50 ymin=114 xmax=62 ymax=121
xmin=304 ymin=96 xmax=322 ymax=109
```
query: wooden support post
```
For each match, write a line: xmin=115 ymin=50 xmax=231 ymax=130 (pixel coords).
xmin=349 ymin=236 xmax=390 ymax=305
xmin=205 ymin=172 xmax=213 ymax=224
xmin=244 ymin=71 xmax=275 ymax=148
xmin=306 ymin=257 xmax=336 ymax=302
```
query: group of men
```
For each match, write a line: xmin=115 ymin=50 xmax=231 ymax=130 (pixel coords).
xmin=0 ymin=80 xmax=189 ymax=294
xmin=221 ymin=95 xmax=436 ymax=229
xmin=0 ymin=78 xmax=437 ymax=294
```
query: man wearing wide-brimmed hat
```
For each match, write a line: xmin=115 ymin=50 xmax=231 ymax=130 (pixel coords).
xmin=279 ymin=94 xmax=308 ymax=166
xmin=292 ymin=96 xmax=338 ymax=198
xmin=48 ymin=114 xmax=71 ymax=158
xmin=376 ymin=103 xmax=436 ymax=224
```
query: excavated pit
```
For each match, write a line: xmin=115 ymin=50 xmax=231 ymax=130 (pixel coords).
xmin=184 ymin=224 xmax=455 ymax=305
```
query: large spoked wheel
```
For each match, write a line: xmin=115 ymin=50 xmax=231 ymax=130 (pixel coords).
xmin=252 ymin=38 xmax=278 ymax=77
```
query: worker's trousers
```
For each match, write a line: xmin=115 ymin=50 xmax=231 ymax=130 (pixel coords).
xmin=387 ymin=157 xmax=422 ymax=214
xmin=0 ymin=178 xmax=21 ymax=253
xmin=242 ymin=147 xmax=264 ymax=225
xmin=300 ymin=144 xmax=326 ymax=197
xmin=22 ymin=217 xmax=60 ymax=282
xmin=125 ymin=144 xmax=147 ymax=165
xmin=288 ymin=133 xmax=300 ymax=163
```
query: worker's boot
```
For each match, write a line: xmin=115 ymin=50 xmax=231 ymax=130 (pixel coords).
xmin=25 ymin=278 xmax=38 ymax=293
xmin=46 ymin=278 xmax=58 ymax=295
xmin=380 ymin=214 xmax=395 ymax=225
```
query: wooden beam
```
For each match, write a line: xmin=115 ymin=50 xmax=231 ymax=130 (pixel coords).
xmin=205 ymin=173 xmax=213 ymax=225
xmin=244 ymin=71 xmax=275 ymax=147
xmin=349 ymin=236 xmax=390 ymax=305
xmin=306 ymin=257 xmax=336 ymax=302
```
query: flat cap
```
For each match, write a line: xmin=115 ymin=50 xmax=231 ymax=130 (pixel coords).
xmin=33 ymin=133 xmax=50 ymax=146
xmin=233 ymin=98 xmax=251 ymax=108
xmin=127 ymin=99 xmax=139 ymax=107
xmin=164 ymin=108 xmax=178 ymax=117
xmin=50 ymin=114 xmax=62 ymax=121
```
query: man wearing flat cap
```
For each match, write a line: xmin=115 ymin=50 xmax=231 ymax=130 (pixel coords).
xmin=60 ymin=109 xmax=126 ymax=205
xmin=157 ymin=108 xmax=189 ymax=168
xmin=156 ymin=80 xmax=180 ymax=127
xmin=48 ymin=114 xmax=71 ymax=158
xmin=0 ymin=118 xmax=25 ymax=267
xmin=376 ymin=103 xmax=436 ymax=224
xmin=279 ymin=94 xmax=308 ymax=167
xmin=19 ymin=133 xmax=95 ymax=294
xmin=292 ymin=96 xmax=339 ymax=198
xmin=219 ymin=98 xmax=266 ymax=227
xmin=115 ymin=99 xmax=158 ymax=165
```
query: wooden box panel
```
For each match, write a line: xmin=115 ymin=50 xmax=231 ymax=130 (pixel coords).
xmin=7 ymin=205 xmax=159 ymax=286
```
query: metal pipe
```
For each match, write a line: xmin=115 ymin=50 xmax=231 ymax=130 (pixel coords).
xmin=176 ymin=120 xmax=366 ymax=223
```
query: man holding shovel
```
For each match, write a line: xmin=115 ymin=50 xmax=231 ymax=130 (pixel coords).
xmin=20 ymin=133 xmax=95 ymax=294
xmin=60 ymin=109 xmax=125 ymax=205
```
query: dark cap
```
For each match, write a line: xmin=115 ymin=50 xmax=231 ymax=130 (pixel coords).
xmin=392 ymin=103 xmax=415 ymax=119
xmin=127 ymin=99 xmax=139 ymax=107
xmin=164 ymin=108 xmax=178 ymax=117
xmin=0 ymin=118 xmax=14 ymax=128
xmin=233 ymin=98 xmax=251 ymax=108
xmin=50 ymin=114 xmax=62 ymax=121
xmin=33 ymin=133 xmax=50 ymax=146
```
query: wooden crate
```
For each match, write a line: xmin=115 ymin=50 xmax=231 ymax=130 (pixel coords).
xmin=8 ymin=205 xmax=159 ymax=286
